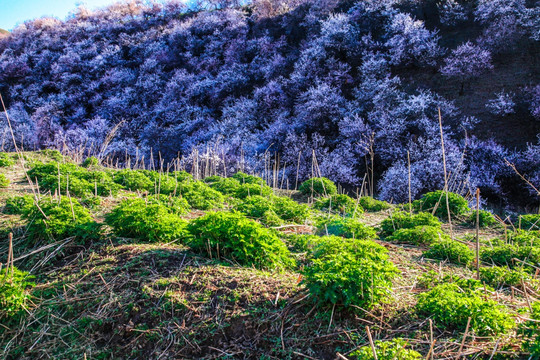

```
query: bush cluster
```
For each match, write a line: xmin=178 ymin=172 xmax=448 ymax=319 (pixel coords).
xmin=387 ymin=225 xmax=448 ymax=246
xmin=302 ymin=236 xmax=398 ymax=308
xmin=299 ymin=177 xmax=337 ymax=197
xmin=0 ymin=173 xmax=10 ymax=188
xmin=81 ymin=156 xmax=99 ymax=168
xmin=413 ymin=191 xmax=470 ymax=219
xmin=521 ymin=301 xmax=540 ymax=358
xmin=0 ymin=152 xmax=15 ymax=167
xmin=24 ymin=197 xmax=101 ymax=243
xmin=177 ymin=181 xmax=225 ymax=210
xmin=314 ymin=194 xmax=361 ymax=217
xmin=351 ymin=338 xmax=421 ymax=360
xmin=106 ymin=197 xmax=189 ymax=242
xmin=187 ymin=211 xmax=293 ymax=270
xmin=0 ymin=267 xmax=35 ymax=319
xmin=359 ymin=196 xmax=391 ymax=212
xmin=424 ymin=239 xmax=474 ymax=265
xmin=3 ymin=195 xmax=34 ymax=215
xmin=236 ymin=195 xmax=310 ymax=225
xmin=317 ymin=216 xmax=377 ymax=240
xmin=479 ymin=266 xmax=530 ymax=288
xmin=521 ymin=214 xmax=540 ymax=231
xmin=417 ymin=280 xmax=514 ymax=336
xmin=380 ymin=211 xmax=441 ymax=237
xmin=468 ymin=209 xmax=497 ymax=228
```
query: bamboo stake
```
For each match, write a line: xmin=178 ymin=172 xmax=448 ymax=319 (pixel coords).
xmin=475 ymin=188 xmax=480 ymax=280
xmin=439 ymin=108 xmax=453 ymax=239
xmin=366 ymin=326 xmax=378 ymax=360
xmin=458 ymin=317 xmax=472 ymax=357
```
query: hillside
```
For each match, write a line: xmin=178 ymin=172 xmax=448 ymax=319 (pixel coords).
xmin=0 ymin=0 xmax=539 ymax=209
xmin=0 ymin=151 xmax=539 ymax=359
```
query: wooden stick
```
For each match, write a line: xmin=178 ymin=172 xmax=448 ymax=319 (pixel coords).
xmin=366 ymin=326 xmax=378 ymax=360
xmin=408 ymin=150 xmax=412 ymax=214
xmin=458 ymin=317 xmax=472 ymax=357
xmin=439 ymin=108 xmax=453 ymax=239
xmin=475 ymin=188 xmax=480 ymax=280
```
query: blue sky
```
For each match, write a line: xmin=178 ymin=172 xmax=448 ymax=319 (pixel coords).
xmin=0 ymin=0 xmax=121 ymax=31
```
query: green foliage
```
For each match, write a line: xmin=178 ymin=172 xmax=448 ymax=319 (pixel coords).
xmin=351 ymin=338 xmax=422 ymax=360
xmin=236 ymin=194 xmax=310 ymax=225
xmin=114 ymin=169 xmax=154 ymax=192
xmin=298 ymin=177 xmax=337 ymax=197
xmin=178 ymin=181 xmax=224 ymax=210
xmin=468 ymin=209 xmax=497 ymax=228
xmin=359 ymin=196 xmax=391 ymax=212
xmin=28 ymin=162 xmax=121 ymax=197
xmin=205 ymin=176 xmax=241 ymax=195
xmin=416 ymin=270 xmax=460 ymax=289
xmin=479 ymin=266 xmax=530 ymax=288
xmin=480 ymin=244 xmax=540 ymax=271
xmin=302 ymin=236 xmax=398 ymax=307
xmin=521 ymin=302 xmax=540 ymax=358
xmin=272 ymin=195 xmax=311 ymax=223
xmin=234 ymin=182 xmax=273 ymax=199
xmin=0 ymin=267 xmax=35 ymax=318
xmin=424 ymin=239 xmax=474 ymax=265
xmin=0 ymin=152 xmax=15 ymax=167
xmin=314 ymin=194 xmax=361 ymax=217
xmin=3 ymin=195 xmax=34 ymax=215
xmin=387 ymin=225 xmax=449 ymax=246
xmin=521 ymin=214 xmax=540 ymax=231
xmin=231 ymin=172 xmax=264 ymax=185
xmin=187 ymin=212 xmax=294 ymax=270
xmin=285 ymin=234 xmax=322 ymax=253
xmin=318 ymin=217 xmax=377 ymax=240
xmin=0 ymin=173 xmax=9 ymax=188
xmin=106 ymin=198 xmax=189 ymax=242
xmin=417 ymin=281 xmax=514 ymax=336
xmin=413 ymin=191 xmax=470 ymax=219
xmin=24 ymin=197 xmax=101 ymax=242
xmin=380 ymin=211 xmax=441 ymax=237
xmin=81 ymin=156 xmax=99 ymax=168
xmin=39 ymin=149 xmax=63 ymax=161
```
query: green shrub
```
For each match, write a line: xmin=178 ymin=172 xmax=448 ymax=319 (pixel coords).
xmin=231 ymin=172 xmax=265 ymax=185
xmin=509 ymin=230 xmax=540 ymax=247
xmin=468 ymin=209 xmax=497 ymax=228
xmin=298 ymin=177 xmax=337 ymax=197
xmin=303 ymin=236 xmax=398 ymax=307
xmin=387 ymin=225 xmax=449 ymax=246
xmin=480 ymin=266 xmax=530 ymax=288
xmin=0 ymin=152 xmax=15 ymax=167
xmin=0 ymin=173 xmax=9 ymax=188
xmin=0 ymin=267 xmax=35 ymax=318
xmin=359 ymin=196 xmax=391 ymax=212
xmin=3 ymin=195 xmax=34 ymax=215
xmin=314 ymin=194 xmax=361 ymax=217
xmin=28 ymin=162 xmax=121 ymax=197
xmin=236 ymin=195 xmax=309 ymax=225
xmin=106 ymin=198 xmax=189 ymax=242
xmin=236 ymin=195 xmax=278 ymax=222
xmin=416 ymin=270 xmax=460 ymax=289
xmin=318 ymin=217 xmax=377 ymax=240
xmin=417 ymin=281 xmax=514 ymax=336
xmin=272 ymin=196 xmax=310 ymax=223
xmin=521 ymin=214 xmax=540 ymax=231
xmin=413 ymin=191 xmax=470 ymax=219
xmin=142 ymin=170 xmax=179 ymax=194
xmin=205 ymin=176 xmax=241 ymax=195
xmin=114 ymin=169 xmax=153 ymax=192
xmin=81 ymin=156 xmax=99 ymax=168
xmin=481 ymin=244 xmax=540 ymax=271
xmin=424 ymin=239 xmax=474 ymax=265
xmin=380 ymin=211 xmax=441 ymax=237
xmin=178 ymin=181 xmax=224 ymax=210
xmin=24 ymin=197 xmax=101 ymax=242
xmin=521 ymin=301 xmax=540 ymax=358
xmin=351 ymin=338 xmax=422 ymax=360
xmin=285 ymin=234 xmax=322 ymax=253
xmin=39 ymin=149 xmax=64 ymax=161
xmin=187 ymin=212 xmax=293 ymax=270
xmin=234 ymin=182 xmax=273 ymax=199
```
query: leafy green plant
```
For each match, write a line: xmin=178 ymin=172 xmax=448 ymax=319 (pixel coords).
xmin=468 ymin=209 xmax=497 ymax=228
xmin=272 ymin=196 xmax=310 ymax=223
xmin=234 ymin=182 xmax=273 ymax=199
xmin=359 ymin=196 xmax=391 ymax=212
xmin=24 ymin=197 xmax=101 ymax=242
xmin=298 ymin=177 xmax=337 ymax=197
xmin=0 ymin=152 xmax=15 ymax=167
xmin=481 ymin=244 xmax=540 ymax=271
xmin=424 ymin=239 xmax=474 ymax=265
xmin=0 ymin=173 xmax=9 ymax=188
xmin=231 ymin=172 xmax=264 ymax=185
xmin=3 ymin=195 xmax=34 ymax=215
xmin=285 ymin=234 xmax=322 ymax=253
xmin=205 ymin=176 xmax=241 ymax=195
xmin=521 ymin=301 xmax=540 ymax=358
xmin=479 ymin=266 xmax=530 ymax=288
xmin=380 ymin=211 xmax=441 ymax=237
xmin=318 ymin=217 xmax=377 ymax=240
xmin=106 ymin=198 xmax=189 ymax=242
xmin=416 ymin=280 xmax=514 ymax=336
xmin=416 ymin=270 xmax=460 ymax=289
xmin=413 ymin=191 xmax=470 ymax=219
xmin=387 ymin=225 xmax=448 ymax=246
xmin=351 ymin=338 xmax=422 ymax=360
xmin=81 ymin=156 xmax=99 ymax=168
xmin=178 ymin=181 xmax=224 ymax=210
xmin=314 ymin=194 xmax=361 ymax=217
xmin=114 ymin=169 xmax=154 ymax=192
xmin=302 ymin=236 xmax=398 ymax=307
xmin=521 ymin=214 xmax=540 ymax=231
xmin=0 ymin=267 xmax=35 ymax=318
xmin=187 ymin=212 xmax=294 ymax=270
